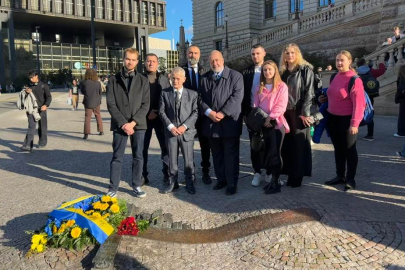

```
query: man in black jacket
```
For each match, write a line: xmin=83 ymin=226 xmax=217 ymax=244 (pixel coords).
xmin=21 ymin=70 xmax=52 ymax=152
xmin=242 ymin=44 xmax=267 ymax=187
xmin=106 ymin=48 xmax=150 ymax=198
xmin=181 ymin=45 xmax=212 ymax=185
xmin=141 ymin=53 xmax=171 ymax=185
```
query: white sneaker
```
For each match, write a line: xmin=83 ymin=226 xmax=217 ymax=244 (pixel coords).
xmin=251 ymin=173 xmax=261 ymax=187
xmin=394 ymin=133 xmax=405 ymax=138
xmin=279 ymin=179 xmax=285 ymax=186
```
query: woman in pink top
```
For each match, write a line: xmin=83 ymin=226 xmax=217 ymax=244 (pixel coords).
xmin=324 ymin=50 xmax=365 ymax=191
xmin=252 ymin=60 xmax=289 ymax=194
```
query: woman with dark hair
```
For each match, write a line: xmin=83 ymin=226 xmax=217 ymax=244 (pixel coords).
xmin=279 ymin=43 xmax=315 ymax=188
xmin=395 ymin=65 xmax=405 ymax=138
xmin=81 ymin=69 xmax=104 ymax=139
xmin=324 ymin=50 xmax=365 ymax=191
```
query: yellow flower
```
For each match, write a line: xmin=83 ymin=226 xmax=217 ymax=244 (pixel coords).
xmin=40 ymin=235 xmax=47 ymax=245
xmin=102 ymin=213 xmax=110 ymax=219
xmin=66 ymin=220 xmax=75 ymax=227
xmin=30 ymin=243 xmax=38 ymax=250
xmin=100 ymin=203 xmax=109 ymax=211
xmin=110 ymin=204 xmax=120 ymax=214
xmin=85 ymin=210 xmax=94 ymax=215
xmin=58 ymin=224 xmax=66 ymax=234
xmin=92 ymin=212 xmax=102 ymax=219
xmin=92 ymin=201 xmax=102 ymax=210
xmin=52 ymin=225 xmax=57 ymax=234
xmin=31 ymin=234 xmax=42 ymax=245
xmin=36 ymin=244 xmax=44 ymax=252
xmin=101 ymin=196 xmax=111 ymax=203
xmin=111 ymin=197 xmax=118 ymax=204
xmin=71 ymin=227 xmax=82 ymax=239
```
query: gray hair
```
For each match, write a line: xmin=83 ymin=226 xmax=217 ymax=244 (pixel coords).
xmin=171 ymin=67 xmax=186 ymax=77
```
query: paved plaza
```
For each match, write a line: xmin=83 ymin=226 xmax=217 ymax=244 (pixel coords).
xmin=0 ymin=90 xmax=405 ymax=269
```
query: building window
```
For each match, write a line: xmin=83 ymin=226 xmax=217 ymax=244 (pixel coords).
xmin=117 ymin=0 xmax=123 ymax=21
xmin=142 ymin=1 xmax=148 ymax=24
xmin=77 ymin=0 xmax=84 ymax=16
xmin=55 ymin=0 xmax=63 ymax=13
xmin=215 ymin=40 xmax=223 ymax=51
xmin=31 ymin=0 xmax=39 ymax=10
xmin=124 ymin=0 xmax=131 ymax=22
xmin=43 ymin=0 xmax=52 ymax=11
xmin=215 ymin=2 xmax=224 ymax=27
xmin=107 ymin=0 xmax=114 ymax=20
xmin=96 ymin=0 xmax=104 ymax=19
xmin=86 ymin=0 xmax=91 ymax=17
xmin=265 ymin=0 xmax=276 ymax=19
xmin=66 ymin=0 xmax=74 ymax=15
xmin=150 ymin=3 xmax=156 ymax=26
xmin=319 ymin=0 xmax=334 ymax=7
xmin=134 ymin=0 xmax=139 ymax=23
xmin=157 ymin=4 xmax=163 ymax=27
xmin=290 ymin=0 xmax=303 ymax=13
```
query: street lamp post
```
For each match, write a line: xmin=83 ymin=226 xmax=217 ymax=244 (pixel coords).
xmin=90 ymin=0 xmax=96 ymax=69
xmin=224 ymin=15 xmax=229 ymax=50
xmin=35 ymin=26 xmax=40 ymax=76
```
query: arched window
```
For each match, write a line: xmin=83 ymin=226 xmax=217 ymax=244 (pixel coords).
xmin=265 ymin=0 xmax=277 ymax=19
xmin=216 ymin=2 xmax=224 ymax=27
xmin=290 ymin=0 xmax=303 ymax=13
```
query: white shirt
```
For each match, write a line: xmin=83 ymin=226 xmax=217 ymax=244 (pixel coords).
xmin=167 ymin=87 xmax=187 ymax=131
xmin=251 ymin=65 xmax=262 ymax=98
xmin=188 ymin=63 xmax=199 ymax=87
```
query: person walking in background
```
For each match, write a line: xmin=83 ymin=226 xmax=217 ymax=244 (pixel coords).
xmin=181 ymin=45 xmax=213 ymax=185
xmin=81 ymin=69 xmax=104 ymax=140
xmin=142 ymin=53 xmax=171 ymax=185
xmin=69 ymin=79 xmax=80 ymax=111
xmin=395 ymin=65 xmax=405 ymax=138
xmin=252 ymin=60 xmax=289 ymax=194
xmin=159 ymin=67 xmax=199 ymax=194
xmin=106 ymin=48 xmax=150 ymax=198
xmin=20 ymin=70 xmax=52 ymax=151
xmin=279 ymin=43 xmax=314 ymax=188
xmin=199 ymin=50 xmax=244 ymax=196
xmin=324 ymin=50 xmax=365 ymax=191
xmin=242 ymin=44 xmax=269 ymax=187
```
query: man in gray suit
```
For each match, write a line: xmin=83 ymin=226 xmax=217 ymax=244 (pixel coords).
xmin=159 ymin=67 xmax=199 ymax=194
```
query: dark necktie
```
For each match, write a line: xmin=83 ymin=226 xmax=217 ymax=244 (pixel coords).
xmin=191 ymin=68 xmax=198 ymax=90
xmin=175 ymin=91 xmax=181 ymax=124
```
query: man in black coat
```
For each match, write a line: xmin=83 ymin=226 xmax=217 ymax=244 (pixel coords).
xmin=199 ymin=50 xmax=244 ymax=195
xmin=181 ymin=45 xmax=212 ymax=185
xmin=21 ymin=70 xmax=52 ymax=152
xmin=106 ymin=48 xmax=150 ymax=198
xmin=241 ymin=44 xmax=268 ymax=187
xmin=141 ymin=53 xmax=171 ymax=185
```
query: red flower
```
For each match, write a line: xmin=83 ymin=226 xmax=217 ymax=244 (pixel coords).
xmin=118 ymin=217 xmax=139 ymax=236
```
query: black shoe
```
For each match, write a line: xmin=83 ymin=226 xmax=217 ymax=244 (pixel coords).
xmin=325 ymin=176 xmax=346 ymax=186
xmin=20 ymin=146 xmax=32 ymax=152
xmin=263 ymin=183 xmax=271 ymax=190
xmin=83 ymin=134 xmax=88 ymax=140
xmin=344 ymin=180 xmax=356 ymax=191
xmin=36 ymin=145 xmax=46 ymax=149
xmin=99 ymin=132 xmax=104 ymax=136
xmin=163 ymin=181 xmax=179 ymax=194
xmin=213 ymin=182 xmax=227 ymax=190
xmin=265 ymin=177 xmax=281 ymax=194
xmin=225 ymin=185 xmax=237 ymax=195
xmin=186 ymin=180 xmax=196 ymax=194
xmin=163 ymin=175 xmax=170 ymax=185
xmin=141 ymin=175 xmax=149 ymax=186
xmin=202 ymin=172 xmax=212 ymax=185
xmin=362 ymin=135 xmax=374 ymax=141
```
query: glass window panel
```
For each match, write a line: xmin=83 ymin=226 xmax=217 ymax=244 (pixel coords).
xmin=157 ymin=4 xmax=163 ymax=27
xmin=134 ymin=0 xmax=139 ymax=23
xmin=124 ymin=0 xmax=131 ymax=22
xmin=76 ymin=0 xmax=84 ymax=16
xmin=142 ymin=1 xmax=148 ymax=24
xmin=150 ymin=3 xmax=155 ymax=26
xmin=117 ymin=0 xmax=122 ymax=21
xmin=107 ymin=0 xmax=114 ymax=20
xmin=53 ymin=46 xmax=61 ymax=55
xmin=216 ymin=2 xmax=224 ymax=27
xmin=53 ymin=61 xmax=62 ymax=69
xmin=66 ymin=0 xmax=73 ymax=15
xmin=81 ymin=47 xmax=90 ymax=56
xmin=31 ymin=0 xmax=39 ymax=10
xmin=97 ymin=0 xmax=104 ymax=19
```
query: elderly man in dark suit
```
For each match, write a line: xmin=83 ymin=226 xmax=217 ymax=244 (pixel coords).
xmin=159 ymin=67 xmax=199 ymax=194
xmin=181 ymin=45 xmax=212 ymax=185
xmin=199 ymin=50 xmax=244 ymax=195
xmin=106 ymin=48 xmax=150 ymax=198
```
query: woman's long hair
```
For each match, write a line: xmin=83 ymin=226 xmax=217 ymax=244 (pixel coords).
xmin=337 ymin=50 xmax=356 ymax=73
xmin=84 ymin=68 xmax=98 ymax=81
xmin=258 ymin=60 xmax=282 ymax=95
xmin=279 ymin=43 xmax=310 ymax=75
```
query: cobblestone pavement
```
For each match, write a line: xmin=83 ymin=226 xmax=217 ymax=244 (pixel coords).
xmin=0 ymin=91 xmax=405 ymax=269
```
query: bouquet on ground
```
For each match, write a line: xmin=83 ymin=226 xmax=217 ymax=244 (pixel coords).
xmin=117 ymin=216 xmax=150 ymax=236
xmin=27 ymin=194 xmax=127 ymax=255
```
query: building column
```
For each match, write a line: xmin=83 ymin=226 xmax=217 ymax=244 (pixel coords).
xmin=0 ymin=21 xmax=6 ymax=91
xmin=8 ymin=12 xmax=16 ymax=84
xmin=139 ymin=0 xmax=143 ymax=25
xmin=163 ymin=2 xmax=166 ymax=28
xmin=134 ymin=27 xmax=148 ymax=72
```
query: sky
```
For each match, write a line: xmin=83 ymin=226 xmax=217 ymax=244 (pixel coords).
xmin=150 ymin=0 xmax=193 ymax=49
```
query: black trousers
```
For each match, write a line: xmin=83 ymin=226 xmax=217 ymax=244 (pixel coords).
xmin=398 ymin=102 xmax=405 ymax=136
xmin=196 ymin=119 xmax=211 ymax=173
xmin=262 ymin=127 xmax=285 ymax=177
xmin=209 ymin=137 xmax=240 ymax=187
xmin=23 ymin=110 xmax=48 ymax=148
xmin=109 ymin=129 xmax=145 ymax=191
xmin=249 ymin=131 xmax=263 ymax=173
xmin=142 ymin=118 xmax=169 ymax=178
xmin=327 ymin=113 xmax=358 ymax=181
xmin=366 ymin=97 xmax=374 ymax=136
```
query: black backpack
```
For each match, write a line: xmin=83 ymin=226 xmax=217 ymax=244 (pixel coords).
xmin=359 ymin=72 xmax=379 ymax=97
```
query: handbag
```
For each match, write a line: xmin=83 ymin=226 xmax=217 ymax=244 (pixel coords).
xmin=67 ymin=97 xmax=72 ymax=105
xmin=307 ymin=112 xmax=324 ymax=126
xmin=251 ymin=132 xmax=264 ymax=152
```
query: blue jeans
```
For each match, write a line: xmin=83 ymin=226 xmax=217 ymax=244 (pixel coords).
xmin=109 ymin=129 xmax=145 ymax=191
